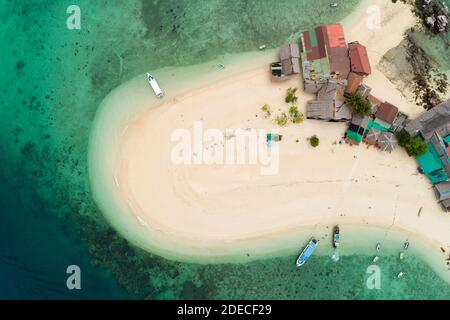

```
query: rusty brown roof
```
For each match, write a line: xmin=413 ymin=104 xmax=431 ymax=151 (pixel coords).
xmin=349 ymin=42 xmax=372 ymax=75
xmin=375 ymin=102 xmax=398 ymax=123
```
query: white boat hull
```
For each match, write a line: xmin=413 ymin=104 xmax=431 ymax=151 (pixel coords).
xmin=147 ymin=73 xmax=164 ymax=98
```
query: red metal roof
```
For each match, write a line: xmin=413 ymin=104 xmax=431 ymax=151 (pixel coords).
xmin=322 ymin=24 xmax=347 ymax=48
xmin=349 ymin=42 xmax=372 ymax=75
xmin=301 ymin=24 xmax=350 ymax=79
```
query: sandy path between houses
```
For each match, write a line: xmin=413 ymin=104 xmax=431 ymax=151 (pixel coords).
xmin=94 ymin=0 xmax=450 ymax=268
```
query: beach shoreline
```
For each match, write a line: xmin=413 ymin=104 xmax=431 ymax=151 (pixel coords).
xmin=88 ymin=0 xmax=450 ymax=283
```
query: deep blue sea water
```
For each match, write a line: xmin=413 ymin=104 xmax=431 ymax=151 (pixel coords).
xmin=1 ymin=0 xmax=449 ymax=299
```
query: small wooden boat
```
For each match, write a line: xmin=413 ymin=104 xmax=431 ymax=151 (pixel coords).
xmin=417 ymin=207 xmax=423 ymax=216
xmin=333 ymin=225 xmax=340 ymax=248
xmin=376 ymin=242 xmax=381 ymax=251
xmin=372 ymin=256 xmax=379 ymax=263
xmin=404 ymin=240 xmax=410 ymax=250
xmin=296 ymin=238 xmax=319 ymax=267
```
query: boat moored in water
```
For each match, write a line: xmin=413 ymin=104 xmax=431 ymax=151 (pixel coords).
xmin=404 ymin=240 xmax=410 ymax=250
xmin=296 ymin=238 xmax=319 ymax=267
xmin=146 ymin=72 xmax=164 ymax=98
xmin=333 ymin=225 xmax=340 ymax=248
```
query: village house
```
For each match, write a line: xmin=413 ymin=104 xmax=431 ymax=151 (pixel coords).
xmin=356 ymin=83 xmax=372 ymax=97
xmin=365 ymin=127 xmax=382 ymax=146
xmin=433 ymin=181 xmax=450 ymax=211
xmin=300 ymin=24 xmax=374 ymax=124
xmin=346 ymin=72 xmax=365 ymax=94
xmin=405 ymin=100 xmax=450 ymax=141
xmin=271 ymin=43 xmax=301 ymax=81
xmin=346 ymin=114 xmax=370 ymax=144
xmin=305 ymin=80 xmax=352 ymax=121
xmin=374 ymin=102 xmax=399 ymax=130
xmin=348 ymin=41 xmax=372 ymax=76
xmin=405 ymin=101 xmax=450 ymax=184
xmin=299 ymin=24 xmax=350 ymax=92
xmin=378 ymin=131 xmax=398 ymax=153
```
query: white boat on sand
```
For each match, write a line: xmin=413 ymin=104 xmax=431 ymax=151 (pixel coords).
xmin=147 ymin=72 xmax=164 ymax=98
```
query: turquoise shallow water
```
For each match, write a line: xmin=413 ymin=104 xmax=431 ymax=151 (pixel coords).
xmin=1 ymin=0 xmax=450 ymax=299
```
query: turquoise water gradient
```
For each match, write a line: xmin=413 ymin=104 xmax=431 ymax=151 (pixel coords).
xmin=1 ymin=0 xmax=449 ymax=299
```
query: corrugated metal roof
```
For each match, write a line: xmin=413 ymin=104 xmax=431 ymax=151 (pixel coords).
xmin=323 ymin=24 xmax=347 ymax=48
xmin=349 ymin=42 xmax=372 ymax=75
xmin=405 ymin=100 xmax=450 ymax=140
xmin=375 ymin=102 xmax=398 ymax=124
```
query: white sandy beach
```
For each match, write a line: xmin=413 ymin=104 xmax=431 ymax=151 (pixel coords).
xmin=89 ymin=0 xmax=450 ymax=279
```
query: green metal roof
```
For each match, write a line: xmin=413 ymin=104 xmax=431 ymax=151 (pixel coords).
xmin=366 ymin=120 xmax=391 ymax=132
xmin=309 ymin=28 xmax=318 ymax=47
xmin=346 ymin=130 xmax=363 ymax=143
xmin=416 ymin=142 xmax=449 ymax=184
xmin=444 ymin=135 xmax=450 ymax=144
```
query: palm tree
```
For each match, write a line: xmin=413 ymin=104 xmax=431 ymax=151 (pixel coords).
xmin=345 ymin=92 xmax=372 ymax=116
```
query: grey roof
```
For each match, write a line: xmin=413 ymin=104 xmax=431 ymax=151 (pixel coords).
xmin=404 ymin=100 xmax=450 ymax=141
xmin=434 ymin=181 xmax=450 ymax=201
xmin=306 ymin=80 xmax=352 ymax=121
xmin=378 ymin=131 xmax=398 ymax=152
xmin=351 ymin=114 xmax=370 ymax=129
xmin=317 ymin=80 xmax=347 ymax=101
xmin=440 ymin=198 xmax=450 ymax=211
xmin=429 ymin=132 xmax=450 ymax=177
xmin=280 ymin=44 xmax=300 ymax=75
xmin=281 ymin=58 xmax=300 ymax=75
xmin=334 ymin=103 xmax=352 ymax=121
xmin=304 ymin=80 xmax=324 ymax=94
xmin=306 ymin=100 xmax=334 ymax=120
xmin=357 ymin=84 xmax=372 ymax=98
xmin=280 ymin=43 xmax=300 ymax=60
xmin=391 ymin=112 xmax=409 ymax=133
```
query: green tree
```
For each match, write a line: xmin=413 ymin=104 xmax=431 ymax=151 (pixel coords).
xmin=345 ymin=92 xmax=372 ymax=116
xmin=405 ymin=136 xmax=428 ymax=157
xmin=396 ymin=129 xmax=428 ymax=156
xmin=286 ymin=87 xmax=298 ymax=103
xmin=310 ymin=135 xmax=319 ymax=147
xmin=289 ymin=105 xmax=304 ymax=124
xmin=289 ymin=105 xmax=299 ymax=116
xmin=274 ymin=113 xmax=289 ymax=127
xmin=261 ymin=104 xmax=271 ymax=118
xmin=397 ymin=129 xmax=411 ymax=148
